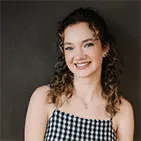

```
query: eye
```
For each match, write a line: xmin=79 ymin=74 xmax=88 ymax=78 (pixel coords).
xmin=64 ymin=47 xmax=74 ymax=51
xmin=84 ymin=43 xmax=94 ymax=48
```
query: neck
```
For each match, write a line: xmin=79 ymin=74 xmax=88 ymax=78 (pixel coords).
xmin=73 ymin=71 xmax=103 ymax=103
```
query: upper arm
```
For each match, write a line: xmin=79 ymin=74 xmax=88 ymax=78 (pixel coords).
xmin=117 ymin=98 xmax=134 ymax=141
xmin=24 ymin=85 xmax=50 ymax=141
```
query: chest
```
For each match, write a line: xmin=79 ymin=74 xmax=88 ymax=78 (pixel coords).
xmin=60 ymin=98 xmax=110 ymax=120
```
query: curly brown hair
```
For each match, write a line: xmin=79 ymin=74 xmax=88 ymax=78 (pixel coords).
xmin=47 ymin=7 xmax=124 ymax=117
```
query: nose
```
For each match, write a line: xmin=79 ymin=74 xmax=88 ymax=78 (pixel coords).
xmin=75 ymin=47 xmax=86 ymax=60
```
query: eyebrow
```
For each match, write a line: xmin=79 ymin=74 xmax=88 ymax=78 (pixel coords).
xmin=64 ymin=38 xmax=94 ymax=46
xmin=82 ymin=38 xmax=94 ymax=44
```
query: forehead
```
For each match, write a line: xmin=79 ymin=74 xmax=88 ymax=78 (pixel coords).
xmin=64 ymin=22 xmax=94 ymax=43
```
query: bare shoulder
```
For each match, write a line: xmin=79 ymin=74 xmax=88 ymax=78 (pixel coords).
xmin=26 ymin=84 xmax=53 ymax=120
xmin=116 ymin=97 xmax=134 ymax=141
xmin=24 ymin=85 xmax=52 ymax=141
xmin=117 ymin=96 xmax=134 ymax=122
xmin=30 ymin=85 xmax=50 ymax=103
xmin=119 ymin=97 xmax=134 ymax=114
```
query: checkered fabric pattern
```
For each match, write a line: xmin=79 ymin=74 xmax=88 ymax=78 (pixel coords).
xmin=44 ymin=109 xmax=117 ymax=141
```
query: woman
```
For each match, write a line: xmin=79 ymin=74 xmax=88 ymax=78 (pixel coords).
xmin=24 ymin=7 xmax=134 ymax=141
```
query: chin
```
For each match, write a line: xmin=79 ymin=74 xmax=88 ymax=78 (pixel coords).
xmin=73 ymin=71 xmax=95 ymax=78
xmin=68 ymin=65 xmax=100 ymax=78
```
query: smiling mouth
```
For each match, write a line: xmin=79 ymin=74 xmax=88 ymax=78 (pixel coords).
xmin=74 ymin=61 xmax=91 ymax=68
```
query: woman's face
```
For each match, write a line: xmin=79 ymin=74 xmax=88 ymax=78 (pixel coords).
xmin=63 ymin=22 xmax=108 ymax=78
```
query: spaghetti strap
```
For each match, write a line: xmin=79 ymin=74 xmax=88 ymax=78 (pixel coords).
xmin=110 ymin=117 xmax=113 ymax=121
xmin=54 ymin=103 xmax=56 ymax=110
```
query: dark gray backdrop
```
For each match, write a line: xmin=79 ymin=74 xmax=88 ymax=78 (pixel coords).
xmin=1 ymin=1 xmax=140 ymax=141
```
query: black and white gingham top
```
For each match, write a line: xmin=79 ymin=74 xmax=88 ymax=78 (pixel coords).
xmin=44 ymin=107 xmax=117 ymax=141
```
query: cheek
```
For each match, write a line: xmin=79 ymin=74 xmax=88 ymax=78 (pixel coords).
xmin=64 ymin=53 xmax=73 ymax=64
xmin=89 ymin=48 xmax=103 ymax=60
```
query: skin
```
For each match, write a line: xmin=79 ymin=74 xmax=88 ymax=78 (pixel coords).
xmin=63 ymin=22 xmax=105 ymax=79
xmin=24 ymin=22 xmax=134 ymax=141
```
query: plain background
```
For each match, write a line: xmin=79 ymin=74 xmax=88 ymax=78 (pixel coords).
xmin=1 ymin=1 xmax=140 ymax=141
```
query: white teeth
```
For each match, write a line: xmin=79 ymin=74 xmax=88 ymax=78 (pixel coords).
xmin=76 ymin=62 xmax=89 ymax=67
